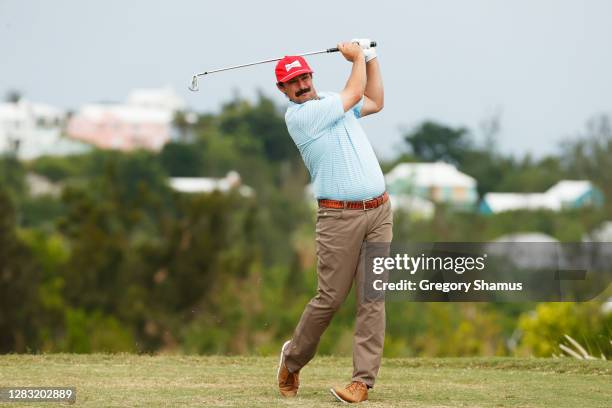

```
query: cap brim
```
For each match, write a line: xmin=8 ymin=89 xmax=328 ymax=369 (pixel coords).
xmin=278 ymin=68 xmax=314 ymax=83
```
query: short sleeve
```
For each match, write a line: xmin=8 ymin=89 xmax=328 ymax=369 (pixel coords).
xmin=352 ymin=96 xmax=365 ymax=119
xmin=288 ymin=93 xmax=344 ymax=138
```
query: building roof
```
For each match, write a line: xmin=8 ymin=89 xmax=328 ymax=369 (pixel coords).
xmin=127 ymin=86 xmax=185 ymax=111
xmin=0 ymin=103 xmax=26 ymax=121
xmin=545 ymin=180 xmax=593 ymax=202
xmin=75 ymin=104 xmax=173 ymax=124
xmin=386 ymin=162 xmax=477 ymax=188
xmin=482 ymin=192 xmax=559 ymax=212
xmin=0 ymin=100 xmax=65 ymax=122
xmin=493 ymin=232 xmax=559 ymax=243
xmin=169 ymin=171 xmax=253 ymax=197
xmin=70 ymin=87 xmax=185 ymax=126
xmin=170 ymin=177 xmax=225 ymax=193
xmin=482 ymin=180 xmax=598 ymax=213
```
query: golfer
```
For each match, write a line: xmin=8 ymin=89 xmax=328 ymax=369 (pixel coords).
xmin=275 ymin=39 xmax=393 ymax=403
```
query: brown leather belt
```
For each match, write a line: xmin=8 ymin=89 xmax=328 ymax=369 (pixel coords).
xmin=318 ymin=191 xmax=389 ymax=210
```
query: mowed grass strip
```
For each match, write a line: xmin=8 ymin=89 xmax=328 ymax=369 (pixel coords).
xmin=0 ymin=354 xmax=610 ymax=407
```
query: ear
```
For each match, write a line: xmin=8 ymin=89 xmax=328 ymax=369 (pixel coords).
xmin=276 ymin=82 xmax=287 ymax=96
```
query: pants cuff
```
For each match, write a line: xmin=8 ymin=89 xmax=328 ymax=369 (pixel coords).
xmin=284 ymin=354 xmax=302 ymax=374
xmin=352 ymin=377 xmax=374 ymax=389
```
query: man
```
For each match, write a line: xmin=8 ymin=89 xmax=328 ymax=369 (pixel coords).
xmin=275 ymin=39 xmax=393 ymax=404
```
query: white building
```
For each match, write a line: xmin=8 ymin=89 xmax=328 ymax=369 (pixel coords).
xmin=26 ymin=173 xmax=61 ymax=197
xmin=0 ymin=99 xmax=89 ymax=160
xmin=169 ymin=171 xmax=253 ymax=197
xmin=487 ymin=232 xmax=561 ymax=269
xmin=493 ymin=232 xmax=559 ymax=243
xmin=385 ymin=162 xmax=478 ymax=210
xmin=388 ymin=194 xmax=435 ymax=219
xmin=480 ymin=180 xmax=604 ymax=214
xmin=584 ymin=221 xmax=612 ymax=242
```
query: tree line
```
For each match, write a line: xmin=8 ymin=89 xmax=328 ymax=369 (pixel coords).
xmin=0 ymin=94 xmax=610 ymax=357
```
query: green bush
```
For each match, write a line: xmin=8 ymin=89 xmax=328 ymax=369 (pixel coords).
xmin=60 ymin=308 xmax=135 ymax=353
xmin=517 ymin=302 xmax=612 ymax=357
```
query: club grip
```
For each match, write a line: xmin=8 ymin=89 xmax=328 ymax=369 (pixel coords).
xmin=327 ymin=40 xmax=377 ymax=53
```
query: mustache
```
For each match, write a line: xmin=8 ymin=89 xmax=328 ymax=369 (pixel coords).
xmin=295 ymin=87 xmax=311 ymax=97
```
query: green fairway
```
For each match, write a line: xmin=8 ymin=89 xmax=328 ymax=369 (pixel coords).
xmin=0 ymin=354 xmax=610 ymax=407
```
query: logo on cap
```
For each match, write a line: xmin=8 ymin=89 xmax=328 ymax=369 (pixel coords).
xmin=285 ymin=60 xmax=302 ymax=72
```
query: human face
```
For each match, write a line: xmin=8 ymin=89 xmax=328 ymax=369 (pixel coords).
xmin=277 ymin=73 xmax=317 ymax=104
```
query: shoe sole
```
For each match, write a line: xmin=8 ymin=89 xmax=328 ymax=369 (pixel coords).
xmin=278 ymin=340 xmax=298 ymax=397
xmin=330 ymin=388 xmax=349 ymax=403
xmin=330 ymin=388 xmax=368 ymax=403
xmin=277 ymin=340 xmax=291 ymax=382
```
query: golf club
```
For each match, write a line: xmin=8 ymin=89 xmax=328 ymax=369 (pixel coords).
xmin=188 ymin=41 xmax=377 ymax=92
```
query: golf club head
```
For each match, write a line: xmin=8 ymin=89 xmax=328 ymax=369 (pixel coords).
xmin=188 ymin=75 xmax=199 ymax=92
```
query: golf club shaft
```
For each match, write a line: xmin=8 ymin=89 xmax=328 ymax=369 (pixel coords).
xmin=194 ymin=41 xmax=377 ymax=78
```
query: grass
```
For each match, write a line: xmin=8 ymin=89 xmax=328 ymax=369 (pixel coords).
xmin=0 ymin=354 xmax=610 ymax=407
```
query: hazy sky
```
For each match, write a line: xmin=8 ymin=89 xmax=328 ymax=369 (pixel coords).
xmin=2 ymin=0 xmax=611 ymax=159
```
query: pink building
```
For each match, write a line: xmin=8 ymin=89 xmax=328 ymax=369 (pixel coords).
xmin=67 ymin=87 xmax=185 ymax=151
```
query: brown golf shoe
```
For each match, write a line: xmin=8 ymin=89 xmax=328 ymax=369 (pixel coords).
xmin=330 ymin=381 xmax=368 ymax=403
xmin=277 ymin=340 xmax=299 ymax=397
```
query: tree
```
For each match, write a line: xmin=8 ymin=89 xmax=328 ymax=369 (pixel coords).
xmin=4 ymin=90 xmax=22 ymax=103
xmin=0 ymin=190 xmax=41 ymax=352
xmin=403 ymin=121 xmax=472 ymax=165
xmin=0 ymin=156 xmax=26 ymax=199
xmin=217 ymin=93 xmax=299 ymax=163
xmin=561 ymin=114 xmax=612 ymax=211
xmin=160 ymin=142 xmax=204 ymax=177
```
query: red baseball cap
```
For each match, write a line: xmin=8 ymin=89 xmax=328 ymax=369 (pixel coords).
xmin=275 ymin=55 xmax=313 ymax=83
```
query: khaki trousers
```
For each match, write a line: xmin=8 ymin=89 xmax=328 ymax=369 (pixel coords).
xmin=284 ymin=200 xmax=393 ymax=388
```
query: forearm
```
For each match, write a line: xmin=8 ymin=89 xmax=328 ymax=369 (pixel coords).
xmin=364 ymin=58 xmax=384 ymax=108
xmin=340 ymin=57 xmax=367 ymax=111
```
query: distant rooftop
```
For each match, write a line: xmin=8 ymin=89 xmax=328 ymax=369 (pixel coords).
xmin=127 ymin=86 xmax=185 ymax=112
xmin=169 ymin=171 xmax=253 ymax=197
xmin=386 ymin=162 xmax=477 ymax=188
xmin=76 ymin=104 xmax=173 ymax=124
xmin=493 ymin=232 xmax=559 ymax=243
xmin=482 ymin=180 xmax=601 ymax=213
xmin=0 ymin=99 xmax=65 ymax=122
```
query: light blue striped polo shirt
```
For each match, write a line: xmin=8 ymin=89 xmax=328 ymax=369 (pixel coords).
xmin=285 ymin=91 xmax=386 ymax=201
